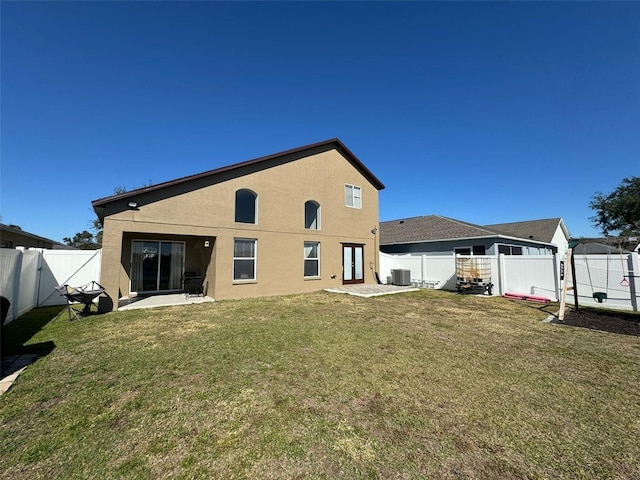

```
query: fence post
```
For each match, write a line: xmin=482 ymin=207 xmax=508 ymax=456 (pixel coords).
xmin=11 ymin=249 xmax=24 ymax=322
xmin=552 ymin=253 xmax=560 ymax=302
xmin=629 ymin=252 xmax=639 ymax=312
xmin=498 ymin=253 xmax=506 ymax=296
xmin=34 ymin=249 xmax=44 ymax=307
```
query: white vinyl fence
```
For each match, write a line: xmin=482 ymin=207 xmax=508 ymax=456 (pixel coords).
xmin=0 ymin=248 xmax=102 ymax=323
xmin=380 ymin=251 xmax=640 ymax=312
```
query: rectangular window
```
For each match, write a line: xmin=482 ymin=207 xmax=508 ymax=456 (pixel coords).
xmin=498 ymin=244 xmax=523 ymax=256
xmin=234 ymin=238 xmax=257 ymax=281
xmin=304 ymin=242 xmax=320 ymax=277
xmin=345 ymin=184 xmax=362 ymax=208
xmin=455 ymin=246 xmax=486 ymax=256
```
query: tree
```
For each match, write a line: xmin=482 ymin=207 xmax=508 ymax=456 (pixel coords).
xmin=589 ymin=176 xmax=640 ymax=236
xmin=63 ymin=230 xmax=99 ymax=250
xmin=80 ymin=182 xmax=152 ymax=249
xmin=91 ymin=218 xmax=103 ymax=247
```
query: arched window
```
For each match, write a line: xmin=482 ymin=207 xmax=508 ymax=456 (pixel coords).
xmin=235 ymin=189 xmax=257 ymax=224
xmin=305 ymin=200 xmax=320 ymax=230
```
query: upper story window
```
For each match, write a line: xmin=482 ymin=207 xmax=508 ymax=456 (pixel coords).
xmin=235 ymin=189 xmax=257 ymax=224
xmin=345 ymin=184 xmax=362 ymax=209
xmin=305 ymin=201 xmax=321 ymax=230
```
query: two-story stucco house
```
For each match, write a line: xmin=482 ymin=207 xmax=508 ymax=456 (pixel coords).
xmin=92 ymin=139 xmax=385 ymax=310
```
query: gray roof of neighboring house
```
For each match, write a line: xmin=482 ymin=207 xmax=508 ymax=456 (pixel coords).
xmin=483 ymin=218 xmax=568 ymax=244
xmin=379 ymin=215 xmax=558 ymax=246
xmin=380 ymin=215 xmax=509 ymax=245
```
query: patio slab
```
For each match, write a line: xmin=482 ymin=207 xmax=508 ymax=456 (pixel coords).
xmin=118 ymin=293 xmax=214 ymax=311
xmin=1 ymin=354 xmax=39 ymax=395
xmin=325 ymin=284 xmax=419 ymax=298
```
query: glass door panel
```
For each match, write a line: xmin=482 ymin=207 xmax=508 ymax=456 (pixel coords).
xmin=354 ymin=247 xmax=363 ymax=280
xmin=343 ymin=246 xmax=353 ymax=281
xmin=131 ymin=241 xmax=160 ymax=293
xmin=159 ymin=242 xmax=185 ymax=290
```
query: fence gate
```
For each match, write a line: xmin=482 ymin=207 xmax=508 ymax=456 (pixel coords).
xmin=0 ymin=248 xmax=102 ymax=322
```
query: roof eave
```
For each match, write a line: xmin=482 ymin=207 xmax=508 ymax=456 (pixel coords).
xmin=91 ymin=138 xmax=384 ymax=209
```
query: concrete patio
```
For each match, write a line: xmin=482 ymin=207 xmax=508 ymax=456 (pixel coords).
xmin=118 ymin=293 xmax=214 ymax=311
xmin=325 ymin=284 xmax=419 ymax=298
xmin=1 ymin=354 xmax=39 ymax=395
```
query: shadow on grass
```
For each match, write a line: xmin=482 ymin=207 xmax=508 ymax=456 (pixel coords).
xmin=2 ymin=306 xmax=65 ymax=358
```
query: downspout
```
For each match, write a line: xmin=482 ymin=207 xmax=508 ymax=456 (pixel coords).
xmin=371 ymin=227 xmax=382 ymax=284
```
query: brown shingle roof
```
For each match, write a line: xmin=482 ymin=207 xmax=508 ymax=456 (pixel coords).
xmin=92 ymin=138 xmax=384 ymax=211
xmin=379 ymin=215 xmax=500 ymax=245
xmin=0 ymin=223 xmax=60 ymax=245
xmin=483 ymin=218 xmax=565 ymax=244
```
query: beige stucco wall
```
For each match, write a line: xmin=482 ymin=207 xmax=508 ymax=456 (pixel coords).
xmin=99 ymin=148 xmax=380 ymax=309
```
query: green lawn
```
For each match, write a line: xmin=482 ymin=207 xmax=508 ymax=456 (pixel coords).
xmin=1 ymin=290 xmax=639 ymax=479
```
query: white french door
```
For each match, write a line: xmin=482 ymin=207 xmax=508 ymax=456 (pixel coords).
xmin=131 ymin=240 xmax=185 ymax=294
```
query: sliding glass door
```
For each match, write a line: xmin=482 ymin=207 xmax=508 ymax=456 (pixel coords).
xmin=131 ymin=240 xmax=185 ymax=294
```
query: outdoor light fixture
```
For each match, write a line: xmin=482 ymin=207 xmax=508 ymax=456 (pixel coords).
xmin=128 ymin=201 xmax=138 ymax=209
xmin=204 ymin=240 xmax=210 ymax=248
xmin=371 ymin=227 xmax=377 ymax=234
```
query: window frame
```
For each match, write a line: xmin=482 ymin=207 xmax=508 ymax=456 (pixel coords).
xmin=304 ymin=200 xmax=321 ymax=230
xmin=233 ymin=238 xmax=257 ymax=282
xmin=454 ymin=245 xmax=487 ymax=256
xmin=498 ymin=244 xmax=524 ymax=256
xmin=345 ymin=184 xmax=362 ymax=209
xmin=303 ymin=241 xmax=320 ymax=278
xmin=235 ymin=189 xmax=258 ymax=224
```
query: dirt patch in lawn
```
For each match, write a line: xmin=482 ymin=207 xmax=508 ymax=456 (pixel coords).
xmin=555 ymin=309 xmax=640 ymax=337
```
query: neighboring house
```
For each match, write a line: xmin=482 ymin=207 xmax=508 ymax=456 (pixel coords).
xmin=0 ymin=223 xmax=61 ymax=249
xmin=380 ymin=215 xmax=561 ymax=256
xmin=571 ymin=237 xmax=635 ymax=255
xmin=484 ymin=218 xmax=570 ymax=258
xmin=92 ymin=139 xmax=385 ymax=310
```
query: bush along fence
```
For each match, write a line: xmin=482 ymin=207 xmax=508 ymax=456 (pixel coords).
xmin=380 ymin=251 xmax=640 ymax=312
xmin=0 ymin=248 xmax=102 ymax=323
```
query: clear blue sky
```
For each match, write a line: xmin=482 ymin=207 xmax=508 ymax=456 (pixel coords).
xmin=2 ymin=1 xmax=639 ymax=243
